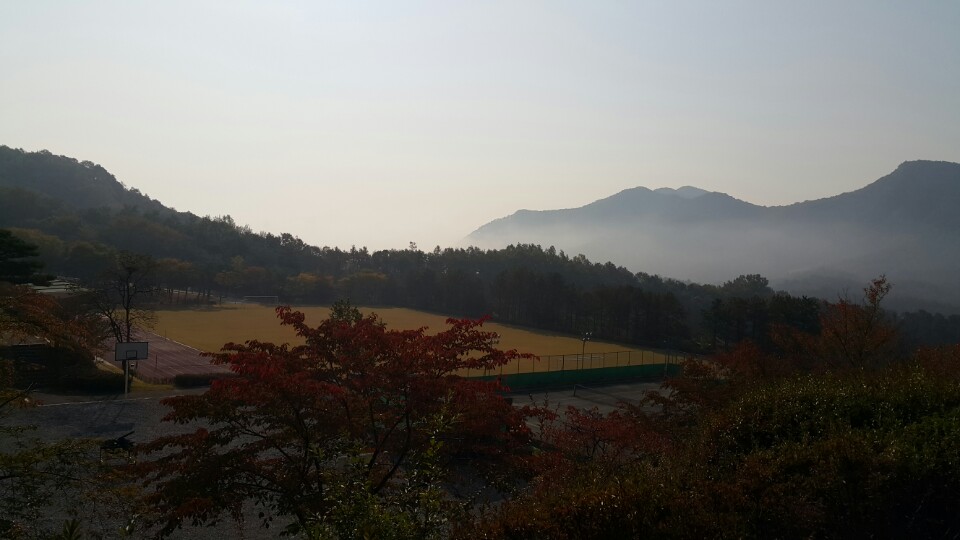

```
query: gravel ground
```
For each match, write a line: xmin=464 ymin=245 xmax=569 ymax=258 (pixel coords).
xmin=4 ymin=379 xmax=667 ymax=538
xmin=3 ymin=389 xmax=280 ymax=539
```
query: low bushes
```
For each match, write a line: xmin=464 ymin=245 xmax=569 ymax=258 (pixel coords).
xmin=56 ymin=369 xmax=125 ymax=394
xmin=172 ymin=372 xmax=237 ymax=388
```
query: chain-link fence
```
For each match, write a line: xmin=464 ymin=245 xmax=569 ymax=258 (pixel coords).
xmin=463 ymin=349 xmax=686 ymax=378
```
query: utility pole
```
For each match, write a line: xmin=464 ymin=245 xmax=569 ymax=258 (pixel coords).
xmin=581 ymin=331 xmax=592 ymax=370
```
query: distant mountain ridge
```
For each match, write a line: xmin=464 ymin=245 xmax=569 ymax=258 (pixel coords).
xmin=0 ymin=146 xmax=171 ymax=214
xmin=653 ymin=186 xmax=710 ymax=199
xmin=0 ymin=145 xmax=302 ymax=281
xmin=3 ymin=144 xmax=957 ymax=313
xmin=779 ymin=161 xmax=960 ymax=232
xmin=466 ymin=160 xmax=960 ymax=312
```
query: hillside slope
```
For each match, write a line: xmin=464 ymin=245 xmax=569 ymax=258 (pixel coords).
xmin=466 ymin=161 xmax=960 ymax=311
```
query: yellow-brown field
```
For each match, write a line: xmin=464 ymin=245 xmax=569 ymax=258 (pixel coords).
xmin=153 ymin=304 xmax=672 ymax=375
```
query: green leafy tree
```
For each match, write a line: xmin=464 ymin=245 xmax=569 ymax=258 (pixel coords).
xmin=0 ymin=229 xmax=49 ymax=285
xmin=0 ymin=234 xmax=107 ymax=354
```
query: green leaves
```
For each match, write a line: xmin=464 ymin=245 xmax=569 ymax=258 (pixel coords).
xmin=0 ymin=229 xmax=48 ymax=285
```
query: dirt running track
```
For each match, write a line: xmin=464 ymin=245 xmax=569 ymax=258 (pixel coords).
xmin=108 ymin=330 xmax=231 ymax=384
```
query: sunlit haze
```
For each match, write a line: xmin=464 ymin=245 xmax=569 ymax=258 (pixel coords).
xmin=2 ymin=1 xmax=958 ymax=251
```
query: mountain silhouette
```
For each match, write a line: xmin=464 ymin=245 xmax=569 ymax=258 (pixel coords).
xmin=465 ymin=160 xmax=960 ymax=311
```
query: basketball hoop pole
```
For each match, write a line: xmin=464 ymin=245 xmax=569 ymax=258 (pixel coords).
xmin=116 ymin=342 xmax=148 ymax=397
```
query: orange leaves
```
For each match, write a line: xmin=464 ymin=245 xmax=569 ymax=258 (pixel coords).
xmin=771 ymin=276 xmax=900 ymax=372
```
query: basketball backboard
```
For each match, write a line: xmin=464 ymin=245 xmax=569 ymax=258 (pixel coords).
xmin=115 ymin=342 xmax=149 ymax=361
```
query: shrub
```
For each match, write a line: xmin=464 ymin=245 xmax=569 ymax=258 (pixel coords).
xmin=172 ymin=372 xmax=237 ymax=388
xmin=57 ymin=369 xmax=125 ymax=394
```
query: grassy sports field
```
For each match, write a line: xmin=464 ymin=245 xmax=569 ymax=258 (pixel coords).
xmin=153 ymin=304 xmax=673 ymax=375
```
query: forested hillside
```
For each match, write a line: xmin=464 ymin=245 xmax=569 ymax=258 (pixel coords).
xmin=2 ymin=146 xmax=957 ymax=350
xmin=467 ymin=160 xmax=960 ymax=313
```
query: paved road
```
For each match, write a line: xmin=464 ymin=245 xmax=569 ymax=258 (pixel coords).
xmin=511 ymin=380 xmax=665 ymax=418
xmin=3 ymin=389 xmax=277 ymax=539
xmin=8 ymin=389 xmax=204 ymax=442
xmin=16 ymin=379 xmax=666 ymax=440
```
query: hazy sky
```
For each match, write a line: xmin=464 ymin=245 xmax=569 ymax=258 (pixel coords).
xmin=2 ymin=1 xmax=958 ymax=251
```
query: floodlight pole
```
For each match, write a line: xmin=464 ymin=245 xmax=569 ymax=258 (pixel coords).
xmin=581 ymin=332 xmax=592 ymax=370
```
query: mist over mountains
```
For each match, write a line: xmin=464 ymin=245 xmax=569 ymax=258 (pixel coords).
xmin=2 ymin=145 xmax=957 ymax=314
xmin=466 ymin=161 xmax=960 ymax=312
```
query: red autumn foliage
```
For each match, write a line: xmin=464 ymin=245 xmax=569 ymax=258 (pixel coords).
xmin=469 ymin=278 xmax=960 ymax=539
xmin=137 ymin=306 xmax=535 ymax=535
xmin=651 ymin=277 xmax=901 ymax=432
xmin=772 ymin=276 xmax=899 ymax=371
xmin=0 ymin=283 xmax=108 ymax=355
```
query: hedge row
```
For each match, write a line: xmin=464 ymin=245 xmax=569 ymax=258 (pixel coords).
xmin=56 ymin=370 xmax=125 ymax=394
xmin=173 ymin=372 xmax=238 ymax=388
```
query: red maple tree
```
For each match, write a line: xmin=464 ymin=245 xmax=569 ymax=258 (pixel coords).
xmin=138 ymin=305 xmax=534 ymax=536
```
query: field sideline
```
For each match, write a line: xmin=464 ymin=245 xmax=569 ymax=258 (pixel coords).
xmin=153 ymin=304 xmax=670 ymax=375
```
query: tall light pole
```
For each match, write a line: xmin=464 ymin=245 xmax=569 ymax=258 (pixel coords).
xmin=581 ymin=331 xmax=592 ymax=370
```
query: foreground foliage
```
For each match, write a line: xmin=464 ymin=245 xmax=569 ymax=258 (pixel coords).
xmin=468 ymin=278 xmax=960 ymax=539
xmin=6 ymin=270 xmax=957 ymax=538
xmin=137 ymin=304 xmax=534 ymax=536
xmin=470 ymin=357 xmax=960 ymax=539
